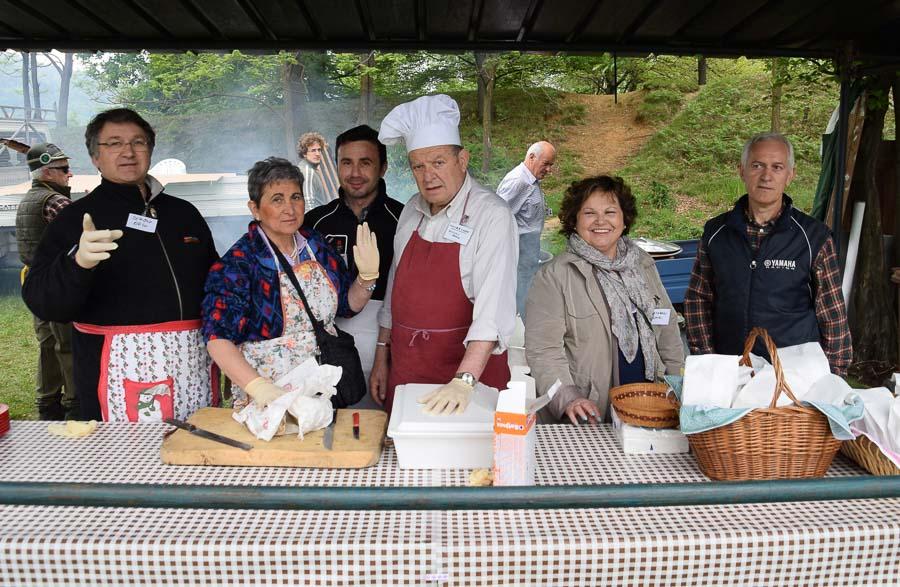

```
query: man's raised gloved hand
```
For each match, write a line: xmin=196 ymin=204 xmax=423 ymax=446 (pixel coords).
xmin=74 ymin=213 xmax=124 ymax=269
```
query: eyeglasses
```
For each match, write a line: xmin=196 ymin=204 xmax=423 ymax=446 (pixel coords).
xmin=48 ymin=165 xmax=70 ymax=173
xmin=97 ymin=138 xmax=151 ymax=153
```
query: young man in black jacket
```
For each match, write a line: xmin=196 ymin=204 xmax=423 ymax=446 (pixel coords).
xmin=303 ymin=125 xmax=404 ymax=403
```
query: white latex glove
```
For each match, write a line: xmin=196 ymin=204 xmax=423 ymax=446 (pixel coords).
xmin=418 ymin=378 xmax=474 ymax=416
xmin=353 ymin=222 xmax=379 ymax=281
xmin=75 ymin=213 xmax=124 ymax=269
xmin=244 ymin=377 xmax=289 ymax=408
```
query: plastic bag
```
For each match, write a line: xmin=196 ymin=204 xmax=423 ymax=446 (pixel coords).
xmin=233 ymin=358 xmax=342 ymax=441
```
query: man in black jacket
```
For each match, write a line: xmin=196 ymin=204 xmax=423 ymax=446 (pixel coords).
xmin=303 ymin=125 xmax=404 ymax=401
xmin=22 ymin=108 xmax=219 ymax=421
xmin=684 ymin=132 xmax=851 ymax=375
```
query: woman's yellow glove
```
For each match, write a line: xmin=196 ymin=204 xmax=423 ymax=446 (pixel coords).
xmin=353 ymin=222 xmax=380 ymax=281
xmin=244 ymin=377 xmax=288 ymax=408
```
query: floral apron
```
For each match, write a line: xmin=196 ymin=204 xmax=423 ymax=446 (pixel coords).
xmin=73 ymin=320 xmax=218 ymax=422
xmin=233 ymin=243 xmax=338 ymax=409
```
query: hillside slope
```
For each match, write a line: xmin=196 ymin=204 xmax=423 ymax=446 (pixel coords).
xmin=622 ymin=72 xmax=840 ymax=240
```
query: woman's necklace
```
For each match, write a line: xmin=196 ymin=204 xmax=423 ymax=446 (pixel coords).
xmin=288 ymin=236 xmax=299 ymax=260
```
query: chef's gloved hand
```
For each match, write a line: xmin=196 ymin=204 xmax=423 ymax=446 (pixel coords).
xmin=353 ymin=222 xmax=379 ymax=281
xmin=75 ymin=213 xmax=124 ymax=269
xmin=418 ymin=377 xmax=474 ymax=416
xmin=244 ymin=377 xmax=288 ymax=408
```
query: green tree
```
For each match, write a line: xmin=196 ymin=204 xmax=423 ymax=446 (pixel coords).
xmin=82 ymin=51 xmax=293 ymax=115
xmin=554 ymin=55 xmax=645 ymax=95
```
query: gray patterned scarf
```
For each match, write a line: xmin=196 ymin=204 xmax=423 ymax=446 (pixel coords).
xmin=567 ymin=234 xmax=657 ymax=380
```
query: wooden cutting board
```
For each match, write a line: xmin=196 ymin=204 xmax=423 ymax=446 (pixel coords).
xmin=160 ymin=407 xmax=387 ymax=468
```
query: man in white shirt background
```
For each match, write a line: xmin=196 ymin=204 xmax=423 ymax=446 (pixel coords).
xmin=496 ymin=141 xmax=556 ymax=318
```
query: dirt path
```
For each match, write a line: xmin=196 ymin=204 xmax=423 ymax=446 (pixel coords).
xmin=544 ymin=92 xmax=656 ymax=233
xmin=560 ymin=91 xmax=656 ymax=175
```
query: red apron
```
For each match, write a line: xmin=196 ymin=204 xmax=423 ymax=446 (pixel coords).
xmin=74 ymin=319 xmax=219 ymax=422
xmin=386 ymin=211 xmax=510 ymax=413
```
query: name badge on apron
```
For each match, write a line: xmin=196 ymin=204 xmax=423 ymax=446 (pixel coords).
xmin=444 ymin=222 xmax=473 ymax=245
xmin=126 ymin=213 xmax=158 ymax=233
xmin=651 ymin=308 xmax=671 ymax=325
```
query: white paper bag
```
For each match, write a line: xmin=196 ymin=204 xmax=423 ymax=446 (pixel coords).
xmin=683 ymin=354 xmax=740 ymax=408
xmin=732 ymin=365 xmax=786 ymax=408
xmin=233 ymin=358 xmax=342 ymax=441
xmin=887 ymin=397 xmax=900 ymax=454
xmin=774 ymin=342 xmax=831 ymax=400
xmin=848 ymin=386 xmax=894 ymax=448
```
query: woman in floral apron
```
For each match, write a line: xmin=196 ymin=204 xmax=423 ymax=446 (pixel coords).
xmin=202 ymin=157 xmax=380 ymax=408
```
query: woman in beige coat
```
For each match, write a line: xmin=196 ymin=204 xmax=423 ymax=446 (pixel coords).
xmin=525 ymin=175 xmax=684 ymax=425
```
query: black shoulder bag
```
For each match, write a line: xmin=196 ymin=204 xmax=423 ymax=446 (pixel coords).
xmin=273 ymin=246 xmax=367 ymax=408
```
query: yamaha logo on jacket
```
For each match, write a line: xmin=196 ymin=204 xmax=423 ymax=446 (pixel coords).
xmin=701 ymin=194 xmax=829 ymax=358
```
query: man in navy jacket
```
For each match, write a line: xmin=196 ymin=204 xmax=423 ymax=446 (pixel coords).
xmin=684 ymin=132 xmax=851 ymax=375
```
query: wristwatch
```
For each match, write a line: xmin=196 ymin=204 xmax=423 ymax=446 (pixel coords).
xmin=454 ymin=372 xmax=477 ymax=388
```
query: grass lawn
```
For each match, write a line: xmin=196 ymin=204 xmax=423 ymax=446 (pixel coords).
xmin=0 ymin=295 xmax=38 ymax=420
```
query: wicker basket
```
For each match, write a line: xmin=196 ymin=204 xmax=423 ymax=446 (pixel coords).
xmin=610 ymin=382 xmax=679 ymax=429
xmin=687 ymin=327 xmax=843 ymax=481
xmin=841 ymin=434 xmax=900 ymax=476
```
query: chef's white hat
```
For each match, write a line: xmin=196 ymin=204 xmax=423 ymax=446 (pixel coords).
xmin=378 ymin=94 xmax=461 ymax=152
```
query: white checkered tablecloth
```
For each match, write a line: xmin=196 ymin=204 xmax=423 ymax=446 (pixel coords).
xmin=1 ymin=421 xmax=899 ymax=586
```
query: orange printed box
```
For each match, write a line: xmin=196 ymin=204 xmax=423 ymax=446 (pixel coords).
xmin=492 ymin=382 xmax=537 ymax=486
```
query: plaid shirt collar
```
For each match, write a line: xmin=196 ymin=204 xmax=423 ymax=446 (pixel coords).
xmin=744 ymin=203 xmax=784 ymax=230
xmin=731 ymin=194 xmax=792 ymax=232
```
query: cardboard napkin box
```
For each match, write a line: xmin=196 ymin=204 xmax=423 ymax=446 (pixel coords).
xmin=610 ymin=407 xmax=688 ymax=454
xmin=493 ymin=381 xmax=540 ymax=486
xmin=387 ymin=383 xmax=499 ymax=469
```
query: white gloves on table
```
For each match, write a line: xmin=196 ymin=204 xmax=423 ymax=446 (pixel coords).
xmin=418 ymin=378 xmax=474 ymax=416
xmin=353 ymin=222 xmax=380 ymax=281
xmin=244 ymin=377 xmax=288 ymax=408
xmin=75 ymin=213 xmax=124 ymax=269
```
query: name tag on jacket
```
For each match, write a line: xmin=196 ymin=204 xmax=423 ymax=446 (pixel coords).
xmin=126 ymin=213 xmax=158 ymax=233
xmin=651 ymin=308 xmax=671 ymax=325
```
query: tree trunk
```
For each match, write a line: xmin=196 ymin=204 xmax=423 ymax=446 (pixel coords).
xmin=30 ymin=53 xmax=42 ymax=120
xmin=475 ymin=53 xmax=497 ymax=176
xmin=56 ymin=53 xmax=73 ymax=128
xmin=21 ymin=52 xmax=32 ymax=121
xmin=893 ymin=76 xmax=900 ymax=265
xmin=282 ymin=53 xmax=307 ymax=162
xmin=282 ymin=62 xmax=297 ymax=161
xmin=482 ymin=74 xmax=494 ymax=175
xmin=302 ymin=52 xmax=328 ymax=102
xmin=851 ymin=74 xmax=896 ymax=367
xmin=893 ymin=76 xmax=900 ymax=367
xmin=356 ymin=52 xmax=374 ymax=126
xmin=475 ymin=52 xmax=486 ymax=124
xmin=698 ymin=56 xmax=707 ymax=86
xmin=770 ymin=58 xmax=784 ymax=132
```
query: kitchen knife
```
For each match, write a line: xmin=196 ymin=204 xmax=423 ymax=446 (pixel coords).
xmin=164 ymin=418 xmax=253 ymax=451
xmin=323 ymin=409 xmax=337 ymax=450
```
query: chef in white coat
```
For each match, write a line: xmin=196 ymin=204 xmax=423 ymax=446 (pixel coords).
xmin=369 ymin=94 xmax=518 ymax=416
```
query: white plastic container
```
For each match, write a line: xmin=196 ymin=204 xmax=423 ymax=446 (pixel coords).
xmin=388 ymin=383 xmax=498 ymax=469
xmin=611 ymin=407 xmax=689 ymax=454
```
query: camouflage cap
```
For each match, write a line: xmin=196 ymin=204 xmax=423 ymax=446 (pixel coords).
xmin=26 ymin=143 xmax=70 ymax=172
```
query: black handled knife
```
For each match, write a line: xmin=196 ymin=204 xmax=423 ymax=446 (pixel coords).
xmin=164 ymin=418 xmax=253 ymax=451
xmin=323 ymin=409 xmax=337 ymax=450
